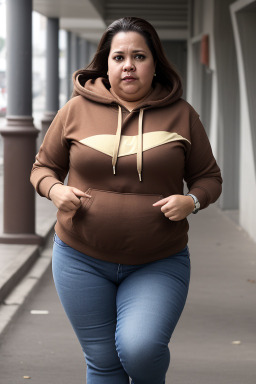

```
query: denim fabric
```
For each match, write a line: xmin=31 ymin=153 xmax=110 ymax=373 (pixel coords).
xmin=52 ymin=234 xmax=190 ymax=384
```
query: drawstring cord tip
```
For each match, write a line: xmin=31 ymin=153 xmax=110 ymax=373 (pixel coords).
xmin=113 ymin=166 xmax=116 ymax=175
xmin=139 ymin=173 xmax=142 ymax=182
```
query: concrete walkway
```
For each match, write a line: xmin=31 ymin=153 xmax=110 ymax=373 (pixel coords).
xmin=0 ymin=202 xmax=255 ymax=383
xmin=0 ymin=113 xmax=57 ymax=329
xmin=0 ymin=159 xmax=57 ymax=331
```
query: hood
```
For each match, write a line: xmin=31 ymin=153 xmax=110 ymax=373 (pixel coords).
xmin=72 ymin=71 xmax=182 ymax=109
xmin=72 ymin=71 xmax=183 ymax=181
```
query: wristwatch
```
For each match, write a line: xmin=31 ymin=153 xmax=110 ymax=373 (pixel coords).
xmin=186 ymin=193 xmax=200 ymax=214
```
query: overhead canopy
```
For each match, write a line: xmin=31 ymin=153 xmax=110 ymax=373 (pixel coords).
xmin=33 ymin=0 xmax=189 ymax=42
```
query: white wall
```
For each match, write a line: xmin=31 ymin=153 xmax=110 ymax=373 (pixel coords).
xmin=231 ymin=0 xmax=256 ymax=242
xmin=188 ymin=0 xmax=242 ymax=212
xmin=187 ymin=0 xmax=218 ymax=156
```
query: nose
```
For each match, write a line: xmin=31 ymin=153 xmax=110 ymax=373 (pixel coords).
xmin=123 ymin=58 xmax=135 ymax=72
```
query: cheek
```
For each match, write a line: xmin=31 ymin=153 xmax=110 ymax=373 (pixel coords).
xmin=108 ymin=73 xmax=118 ymax=90
xmin=108 ymin=64 xmax=120 ymax=84
xmin=139 ymin=63 xmax=155 ymax=81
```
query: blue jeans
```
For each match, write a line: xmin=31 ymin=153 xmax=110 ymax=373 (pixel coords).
xmin=52 ymin=234 xmax=190 ymax=384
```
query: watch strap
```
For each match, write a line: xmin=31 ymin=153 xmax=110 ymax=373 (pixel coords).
xmin=186 ymin=193 xmax=200 ymax=214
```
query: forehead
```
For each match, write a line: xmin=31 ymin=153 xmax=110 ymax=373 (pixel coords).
xmin=110 ymin=31 xmax=149 ymax=51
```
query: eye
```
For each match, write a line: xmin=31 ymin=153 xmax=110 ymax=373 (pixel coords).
xmin=113 ymin=55 xmax=123 ymax=62
xmin=135 ymin=54 xmax=145 ymax=60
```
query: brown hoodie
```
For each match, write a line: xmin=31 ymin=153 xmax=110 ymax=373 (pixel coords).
xmin=30 ymin=74 xmax=222 ymax=264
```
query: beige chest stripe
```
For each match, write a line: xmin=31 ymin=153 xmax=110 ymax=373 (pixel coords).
xmin=79 ymin=131 xmax=191 ymax=157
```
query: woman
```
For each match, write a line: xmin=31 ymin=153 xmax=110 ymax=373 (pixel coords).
xmin=31 ymin=17 xmax=222 ymax=384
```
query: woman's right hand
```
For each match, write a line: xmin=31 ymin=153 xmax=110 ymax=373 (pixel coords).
xmin=49 ymin=184 xmax=91 ymax=212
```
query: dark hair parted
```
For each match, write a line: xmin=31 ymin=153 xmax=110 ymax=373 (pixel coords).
xmin=72 ymin=17 xmax=182 ymax=96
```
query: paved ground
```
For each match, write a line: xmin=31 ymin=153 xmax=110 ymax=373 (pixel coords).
xmin=0 ymin=156 xmax=57 ymax=311
xmin=0 ymin=112 xmax=57 ymax=330
xmin=0 ymin=205 xmax=255 ymax=384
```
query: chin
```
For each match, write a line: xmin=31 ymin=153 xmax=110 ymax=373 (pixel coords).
xmin=121 ymin=88 xmax=141 ymax=98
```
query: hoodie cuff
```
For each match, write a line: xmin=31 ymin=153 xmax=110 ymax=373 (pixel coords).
xmin=38 ymin=177 xmax=63 ymax=199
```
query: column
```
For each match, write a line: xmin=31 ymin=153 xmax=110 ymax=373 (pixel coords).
xmin=71 ymin=33 xmax=80 ymax=74
xmin=214 ymin=0 xmax=240 ymax=209
xmin=230 ymin=0 xmax=256 ymax=241
xmin=40 ymin=17 xmax=59 ymax=140
xmin=0 ymin=0 xmax=41 ymax=244
xmin=66 ymin=31 xmax=72 ymax=100
xmin=79 ymin=39 xmax=89 ymax=68
xmin=66 ymin=33 xmax=79 ymax=100
xmin=66 ymin=36 xmax=90 ymax=101
xmin=88 ymin=42 xmax=97 ymax=63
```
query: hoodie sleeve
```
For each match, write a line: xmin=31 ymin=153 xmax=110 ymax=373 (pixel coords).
xmin=184 ymin=117 xmax=222 ymax=210
xmin=30 ymin=111 xmax=70 ymax=199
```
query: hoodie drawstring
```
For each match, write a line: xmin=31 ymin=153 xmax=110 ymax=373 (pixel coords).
xmin=137 ymin=109 xmax=144 ymax=181
xmin=112 ymin=106 xmax=122 ymax=175
xmin=112 ymin=106 xmax=144 ymax=182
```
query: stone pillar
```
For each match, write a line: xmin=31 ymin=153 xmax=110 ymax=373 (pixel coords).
xmin=66 ymin=33 xmax=80 ymax=101
xmin=0 ymin=0 xmax=41 ymax=244
xmin=230 ymin=0 xmax=256 ymax=241
xmin=79 ymin=39 xmax=89 ymax=68
xmin=66 ymin=31 xmax=72 ymax=100
xmin=71 ymin=33 xmax=80 ymax=74
xmin=40 ymin=17 xmax=59 ymax=141
xmin=88 ymin=42 xmax=97 ymax=63
xmin=214 ymin=0 xmax=240 ymax=210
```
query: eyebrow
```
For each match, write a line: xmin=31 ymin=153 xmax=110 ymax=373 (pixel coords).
xmin=112 ymin=50 xmax=146 ymax=54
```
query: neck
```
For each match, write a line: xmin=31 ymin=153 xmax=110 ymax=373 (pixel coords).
xmin=110 ymin=88 xmax=153 ymax=112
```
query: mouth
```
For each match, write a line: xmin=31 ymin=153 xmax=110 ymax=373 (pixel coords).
xmin=122 ymin=76 xmax=137 ymax=81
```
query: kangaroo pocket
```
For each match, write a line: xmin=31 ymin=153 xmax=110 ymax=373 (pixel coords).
xmin=67 ymin=188 xmax=182 ymax=256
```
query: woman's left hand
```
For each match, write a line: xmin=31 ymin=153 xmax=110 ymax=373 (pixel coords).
xmin=153 ymin=195 xmax=195 ymax=221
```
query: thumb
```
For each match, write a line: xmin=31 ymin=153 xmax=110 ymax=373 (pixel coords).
xmin=71 ymin=187 xmax=91 ymax=198
xmin=153 ymin=197 xmax=169 ymax=207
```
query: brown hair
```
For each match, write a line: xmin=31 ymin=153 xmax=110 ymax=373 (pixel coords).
xmin=72 ymin=17 xmax=182 ymax=96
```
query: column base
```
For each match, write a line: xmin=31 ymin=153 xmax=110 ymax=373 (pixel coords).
xmin=0 ymin=233 xmax=43 ymax=245
xmin=0 ymin=116 xmax=39 ymax=239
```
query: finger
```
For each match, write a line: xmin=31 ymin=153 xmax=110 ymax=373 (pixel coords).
xmin=152 ymin=197 xmax=169 ymax=207
xmin=70 ymin=194 xmax=84 ymax=208
xmin=60 ymin=193 xmax=81 ymax=209
xmin=71 ymin=187 xmax=92 ymax=198
xmin=160 ymin=203 xmax=171 ymax=213
xmin=59 ymin=201 xmax=78 ymax=211
xmin=168 ymin=216 xmax=180 ymax=222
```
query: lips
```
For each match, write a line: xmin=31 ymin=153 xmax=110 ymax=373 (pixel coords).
xmin=122 ymin=76 xmax=137 ymax=81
